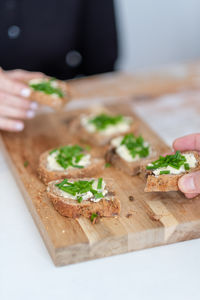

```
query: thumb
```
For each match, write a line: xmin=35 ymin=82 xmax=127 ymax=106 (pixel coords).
xmin=178 ymin=171 xmax=200 ymax=194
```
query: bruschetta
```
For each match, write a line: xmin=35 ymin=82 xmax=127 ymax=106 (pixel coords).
xmin=70 ymin=108 xmax=137 ymax=146
xmin=47 ymin=178 xmax=120 ymax=218
xmin=38 ymin=144 xmax=104 ymax=184
xmin=142 ymin=151 xmax=200 ymax=192
xmin=28 ymin=77 xmax=70 ymax=109
xmin=106 ymin=133 xmax=156 ymax=176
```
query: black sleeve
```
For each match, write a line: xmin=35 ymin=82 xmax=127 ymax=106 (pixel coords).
xmin=78 ymin=0 xmax=118 ymax=76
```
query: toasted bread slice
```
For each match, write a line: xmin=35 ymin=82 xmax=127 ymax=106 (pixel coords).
xmin=70 ymin=110 xmax=138 ymax=146
xmin=28 ymin=78 xmax=70 ymax=109
xmin=47 ymin=178 xmax=121 ymax=218
xmin=106 ymin=146 xmax=157 ymax=176
xmin=38 ymin=149 xmax=105 ymax=185
xmin=142 ymin=151 xmax=200 ymax=192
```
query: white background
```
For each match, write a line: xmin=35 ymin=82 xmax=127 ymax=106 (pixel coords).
xmin=115 ymin=0 xmax=200 ymax=71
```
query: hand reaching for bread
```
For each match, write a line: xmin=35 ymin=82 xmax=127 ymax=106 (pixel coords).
xmin=0 ymin=68 xmax=43 ymax=132
xmin=173 ymin=133 xmax=200 ymax=198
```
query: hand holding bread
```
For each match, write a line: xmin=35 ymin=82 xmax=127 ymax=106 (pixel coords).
xmin=173 ymin=134 xmax=200 ymax=198
xmin=0 ymin=68 xmax=42 ymax=131
xmin=143 ymin=134 xmax=200 ymax=198
xmin=0 ymin=68 xmax=70 ymax=132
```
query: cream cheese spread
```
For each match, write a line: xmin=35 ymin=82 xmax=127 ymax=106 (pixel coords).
xmin=47 ymin=151 xmax=91 ymax=171
xmin=111 ymin=136 xmax=149 ymax=162
xmin=149 ymin=153 xmax=197 ymax=176
xmin=29 ymin=78 xmax=60 ymax=98
xmin=80 ymin=114 xmax=132 ymax=136
xmin=57 ymin=179 xmax=108 ymax=203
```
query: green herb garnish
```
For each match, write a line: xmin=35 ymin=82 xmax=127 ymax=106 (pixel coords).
xmin=24 ymin=161 xmax=29 ymax=167
xmin=184 ymin=163 xmax=190 ymax=170
xmin=89 ymin=113 xmax=126 ymax=131
xmin=159 ymin=170 xmax=170 ymax=175
xmin=85 ymin=145 xmax=91 ymax=151
xmin=97 ymin=178 xmax=103 ymax=189
xmin=77 ymin=196 xmax=83 ymax=203
xmin=50 ymin=145 xmax=86 ymax=169
xmin=146 ymin=151 xmax=190 ymax=172
xmin=29 ymin=78 xmax=64 ymax=98
xmin=49 ymin=148 xmax=58 ymax=155
xmin=56 ymin=178 xmax=105 ymax=202
xmin=91 ymin=213 xmax=98 ymax=222
xmin=120 ymin=133 xmax=149 ymax=159
xmin=105 ymin=163 xmax=111 ymax=168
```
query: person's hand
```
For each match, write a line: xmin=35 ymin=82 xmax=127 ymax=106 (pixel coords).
xmin=0 ymin=68 xmax=44 ymax=132
xmin=173 ymin=133 xmax=200 ymax=198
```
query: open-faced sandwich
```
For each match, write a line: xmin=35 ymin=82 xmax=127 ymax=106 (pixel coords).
xmin=70 ymin=108 xmax=137 ymax=146
xmin=38 ymin=144 xmax=104 ymax=184
xmin=106 ymin=133 xmax=156 ymax=176
xmin=47 ymin=178 xmax=120 ymax=218
xmin=28 ymin=77 xmax=70 ymax=109
xmin=143 ymin=151 xmax=200 ymax=192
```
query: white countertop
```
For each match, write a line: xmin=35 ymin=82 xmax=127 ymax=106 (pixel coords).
xmin=1 ymin=92 xmax=200 ymax=300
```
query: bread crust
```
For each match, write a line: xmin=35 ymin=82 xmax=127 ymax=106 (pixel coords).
xmin=143 ymin=151 xmax=200 ymax=192
xmin=28 ymin=80 xmax=70 ymax=109
xmin=105 ymin=145 xmax=157 ymax=176
xmin=38 ymin=149 xmax=105 ymax=185
xmin=47 ymin=178 xmax=121 ymax=218
xmin=70 ymin=113 xmax=138 ymax=146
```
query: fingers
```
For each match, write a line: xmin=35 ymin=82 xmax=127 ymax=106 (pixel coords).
xmin=0 ymin=117 xmax=24 ymax=132
xmin=178 ymin=171 xmax=200 ymax=196
xmin=173 ymin=133 xmax=200 ymax=152
xmin=0 ymin=104 xmax=35 ymax=120
xmin=0 ymin=91 xmax=38 ymax=110
xmin=0 ymin=72 xmax=31 ymax=97
xmin=5 ymin=69 xmax=44 ymax=81
xmin=184 ymin=192 xmax=199 ymax=199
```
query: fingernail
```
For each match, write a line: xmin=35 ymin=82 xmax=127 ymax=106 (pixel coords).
xmin=30 ymin=101 xmax=38 ymax=110
xmin=27 ymin=110 xmax=35 ymax=118
xmin=15 ymin=123 xmax=24 ymax=131
xmin=21 ymin=88 xmax=31 ymax=98
xmin=179 ymin=175 xmax=196 ymax=193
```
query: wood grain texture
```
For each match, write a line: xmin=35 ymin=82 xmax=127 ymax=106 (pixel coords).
xmin=68 ymin=63 xmax=200 ymax=100
xmin=1 ymin=102 xmax=200 ymax=266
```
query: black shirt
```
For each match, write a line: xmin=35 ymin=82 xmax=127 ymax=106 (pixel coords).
xmin=0 ymin=0 xmax=118 ymax=79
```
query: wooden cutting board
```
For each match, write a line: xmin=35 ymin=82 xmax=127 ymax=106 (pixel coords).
xmin=1 ymin=102 xmax=200 ymax=266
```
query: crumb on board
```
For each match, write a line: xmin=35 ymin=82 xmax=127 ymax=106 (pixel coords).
xmin=148 ymin=213 xmax=161 ymax=222
xmin=129 ymin=195 xmax=135 ymax=201
xmin=126 ymin=213 xmax=133 ymax=218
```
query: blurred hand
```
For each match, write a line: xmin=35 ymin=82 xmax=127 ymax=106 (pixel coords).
xmin=173 ymin=133 xmax=200 ymax=198
xmin=0 ymin=68 xmax=44 ymax=132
